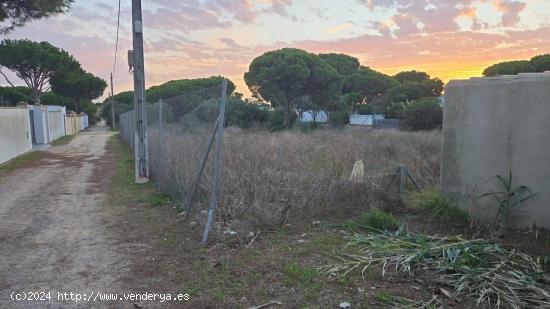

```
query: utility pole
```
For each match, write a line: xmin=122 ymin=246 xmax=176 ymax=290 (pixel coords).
xmin=131 ymin=0 xmax=149 ymax=182
xmin=110 ymin=73 xmax=116 ymax=130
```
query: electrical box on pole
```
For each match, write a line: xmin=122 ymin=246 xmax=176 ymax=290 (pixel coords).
xmin=131 ymin=0 xmax=149 ymax=182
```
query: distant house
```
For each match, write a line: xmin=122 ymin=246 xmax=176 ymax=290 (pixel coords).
xmin=349 ymin=114 xmax=385 ymax=126
xmin=299 ymin=110 xmax=328 ymax=123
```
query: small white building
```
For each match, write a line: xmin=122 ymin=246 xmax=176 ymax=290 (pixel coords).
xmin=349 ymin=114 xmax=385 ymax=126
xmin=299 ymin=110 xmax=328 ymax=123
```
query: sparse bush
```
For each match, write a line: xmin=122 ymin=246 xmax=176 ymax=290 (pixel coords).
xmin=355 ymin=208 xmax=398 ymax=231
xmin=408 ymin=189 xmax=469 ymax=227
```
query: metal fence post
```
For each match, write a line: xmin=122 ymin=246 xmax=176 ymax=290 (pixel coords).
xmin=399 ymin=165 xmax=405 ymax=195
xmin=202 ymin=80 xmax=227 ymax=243
xmin=184 ymin=120 xmax=218 ymax=212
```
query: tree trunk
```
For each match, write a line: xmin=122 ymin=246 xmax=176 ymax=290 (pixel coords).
xmin=312 ymin=110 xmax=319 ymax=123
xmin=283 ymin=104 xmax=291 ymax=129
xmin=31 ymin=89 xmax=40 ymax=104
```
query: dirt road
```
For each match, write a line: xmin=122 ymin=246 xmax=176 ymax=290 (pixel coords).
xmin=0 ymin=125 xmax=128 ymax=308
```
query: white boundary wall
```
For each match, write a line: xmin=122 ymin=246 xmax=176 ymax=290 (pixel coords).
xmin=349 ymin=114 xmax=385 ymax=126
xmin=0 ymin=107 xmax=32 ymax=164
xmin=46 ymin=105 xmax=66 ymax=141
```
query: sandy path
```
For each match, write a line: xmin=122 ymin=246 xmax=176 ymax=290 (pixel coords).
xmin=0 ymin=125 xmax=128 ymax=308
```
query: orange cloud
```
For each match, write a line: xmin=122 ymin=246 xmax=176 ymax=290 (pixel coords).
xmin=492 ymin=0 xmax=526 ymax=26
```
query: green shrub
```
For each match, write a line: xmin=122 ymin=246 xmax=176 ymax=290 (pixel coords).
xmin=80 ymin=101 xmax=98 ymax=124
xmin=329 ymin=110 xmax=349 ymax=127
xmin=296 ymin=120 xmax=314 ymax=132
xmin=400 ymin=97 xmax=442 ymax=131
xmin=408 ymin=190 xmax=469 ymax=227
xmin=355 ymin=208 xmax=398 ymax=231
xmin=225 ymin=99 xmax=268 ymax=129
xmin=266 ymin=109 xmax=296 ymax=131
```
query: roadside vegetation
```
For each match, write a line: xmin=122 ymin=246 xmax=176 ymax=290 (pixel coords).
xmin=107 ymin=129 xmax=550 ymax=307
xmin=0 ymin=151 xmax=44 ymax=176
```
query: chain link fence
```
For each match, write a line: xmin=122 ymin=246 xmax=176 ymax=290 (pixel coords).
xmin=119 ymin=88 xmax=441 ymax=243
xmin=119 ymin=81 xmax=228 ymax=242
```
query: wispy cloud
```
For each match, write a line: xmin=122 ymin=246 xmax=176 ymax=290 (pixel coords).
xmin=324 ymin=22 xmax=354 ymax=34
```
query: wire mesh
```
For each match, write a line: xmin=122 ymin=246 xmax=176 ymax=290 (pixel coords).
xmin=118 ymin=90 xmax=440 ymax=242
xmin=119 ymin=82 xmax=227 ymax=242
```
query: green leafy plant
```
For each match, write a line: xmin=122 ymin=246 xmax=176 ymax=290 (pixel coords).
xmin=354 ymin=208 xmax=398 ymax=231
xmin=479 ymin=169 xmax=536 ymax=229
xmin=408 ymin=189 xmax=469 ymax=227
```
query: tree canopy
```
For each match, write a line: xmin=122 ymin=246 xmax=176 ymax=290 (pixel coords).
xmin=530 ymin=54 xmax=550 ymax=72
xmin=111 ymin=91 xmax=134 ymax=105
xmin=0 ymin=0 xmax=73 ymax=33
xmin=483 ymin=60 xmax=535 ymax=76
xmin=40 ymin=91 xmax=74 ymax=109
xmin=483 ymin=54 xmax=550 ymax=76
xmin=318 ymin=53 xmax=360 ymax=76
xmin=386 ymin=71 xmax=444 ymax=102
xmin=245 ymin=48 xmax=344 ymax=128
xmin=341 ymin=67 xmax=398 ymax=109
xmin=394 ymin=70 xmax=431 ymax=83
xmin=50 ymin=69 xmax=107 ymax=112
xmin=101 ymin=76 xmax=236 ymax=126
xmin=0 ymin=39 xmax=81 ymax=104
xmin=146 ymin=76 xmax=235 ymax=103
xmin=0 ymin=85 xmax=30 ymax=105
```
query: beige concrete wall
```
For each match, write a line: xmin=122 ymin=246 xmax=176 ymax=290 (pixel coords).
xmin=0 ymin=107 xmax=32 ymax=164
xmin=65 ymin=114 xmax=78 ymax=135
xmin=442 ymin=72 xmax=550 ymax=229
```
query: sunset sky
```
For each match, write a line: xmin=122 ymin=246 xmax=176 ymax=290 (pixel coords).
xmin=2 ymin=0 xmax=550 ymax=99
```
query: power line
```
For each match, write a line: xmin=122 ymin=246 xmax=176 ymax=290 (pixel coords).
xmin=112 ymin=0 xmax=122 ymax=77
xmin=109 ymin=0 xmax=122 ymax=130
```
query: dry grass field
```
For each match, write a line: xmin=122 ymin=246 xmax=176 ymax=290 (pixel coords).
xmin=108 ymin=127 xmax=549 ymax=308
xmin=150 ymin=127 xmax=441 ymax=234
